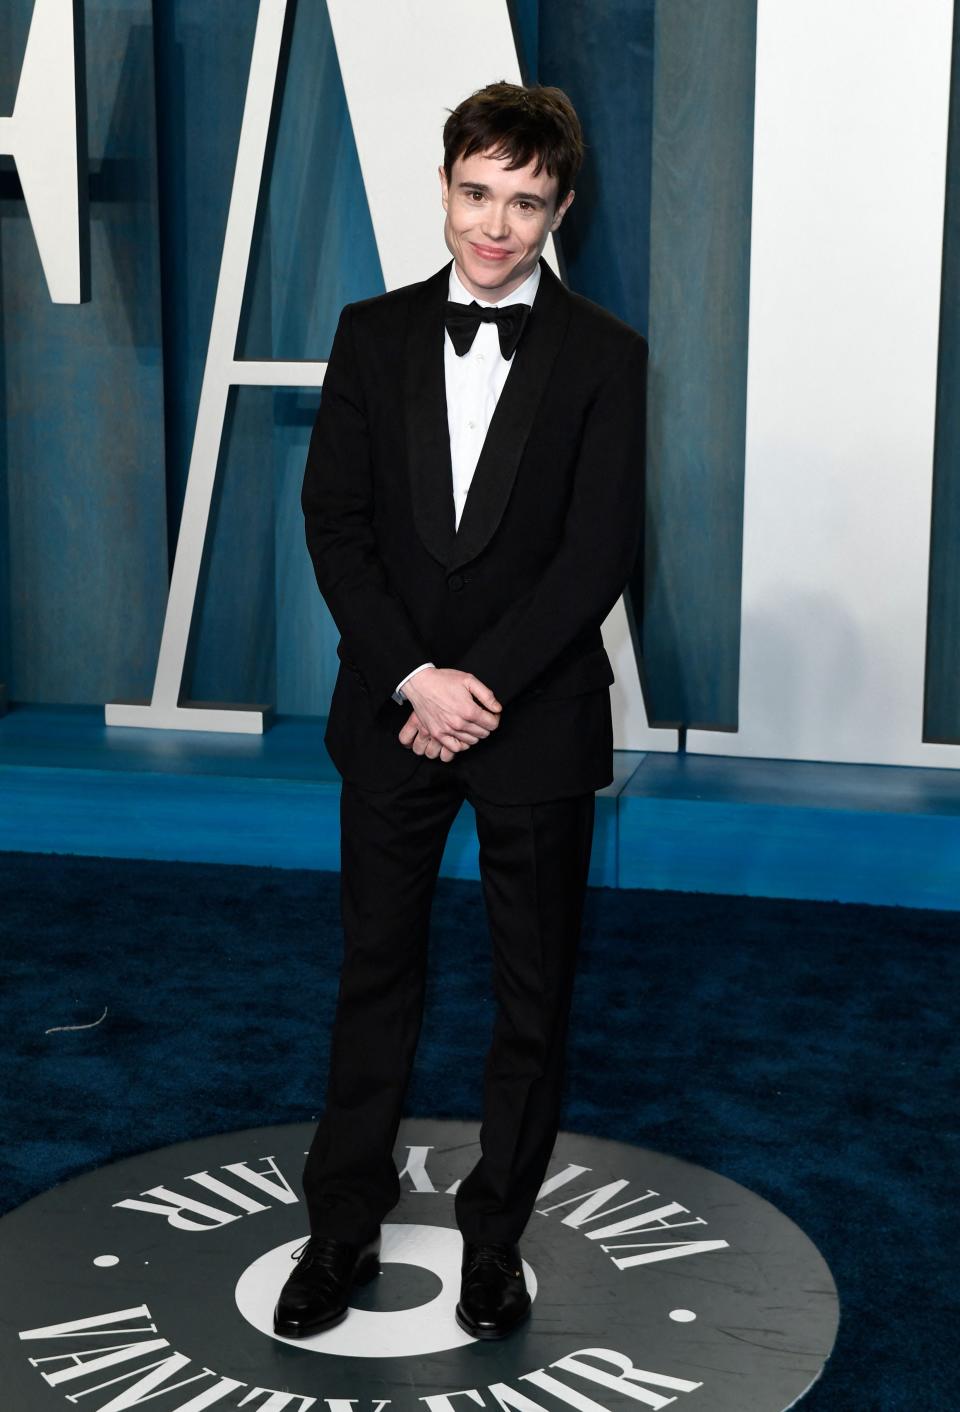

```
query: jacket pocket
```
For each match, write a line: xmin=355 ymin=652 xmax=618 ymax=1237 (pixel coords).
xmin=336 ymin=642 xmax=370 ymax=695
xmin=525 ymin=646 xmax=615 ymax=700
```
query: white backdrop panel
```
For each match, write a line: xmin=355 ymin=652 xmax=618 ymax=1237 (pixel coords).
xmin=688 ymin=0 xmax=957 ymax=768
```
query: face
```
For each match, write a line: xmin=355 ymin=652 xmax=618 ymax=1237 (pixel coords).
xmin=439 ymin=146 xmax=575 ymax=301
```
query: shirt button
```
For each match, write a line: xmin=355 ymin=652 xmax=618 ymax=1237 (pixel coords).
xmin=467 ymin=420 xmax=476 ymax=429
xmin=477 ymin=354 xmax=485 ymax=362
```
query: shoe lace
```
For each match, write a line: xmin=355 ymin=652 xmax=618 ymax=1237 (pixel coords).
xmin=464 ymin=1241 xmax=522 ymax=1277
xmin=290 ymin=1235 xmax=343 ymax=1272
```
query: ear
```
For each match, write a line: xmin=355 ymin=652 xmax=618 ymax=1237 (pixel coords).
xmin=439 ymin=163 xmax=449 ymax=210
xmin=551 ymin=188 xmax=575 ymax=230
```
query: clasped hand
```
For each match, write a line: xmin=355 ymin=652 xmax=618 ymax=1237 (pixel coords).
xmin=398 ymin=667 xmax=502 ymax=762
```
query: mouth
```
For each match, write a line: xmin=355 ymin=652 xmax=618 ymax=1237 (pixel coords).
xmin=470 ymin=244 xmax=513 ymax=261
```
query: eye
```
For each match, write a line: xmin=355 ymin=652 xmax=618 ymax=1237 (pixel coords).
xmin=516 ymin=201 xmax=533 ymax=212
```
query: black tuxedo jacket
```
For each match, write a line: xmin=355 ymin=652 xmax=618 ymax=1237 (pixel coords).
xmin=301 ymin=254 xmax=647 ymax=804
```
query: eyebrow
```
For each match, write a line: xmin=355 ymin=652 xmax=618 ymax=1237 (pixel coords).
xmin=457 ymin=181 xmax=548 ymax=208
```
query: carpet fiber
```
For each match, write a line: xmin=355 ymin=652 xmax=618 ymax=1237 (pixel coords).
xmin=1 ymin=849 xmax=956 ymax=1409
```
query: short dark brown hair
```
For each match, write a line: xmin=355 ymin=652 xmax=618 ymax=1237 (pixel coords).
xmin=442 ymin=80 xmax=585 ymax=209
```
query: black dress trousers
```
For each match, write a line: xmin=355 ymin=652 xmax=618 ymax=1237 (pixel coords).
xmin=302 ymin=750 xmax=596 ymax=1244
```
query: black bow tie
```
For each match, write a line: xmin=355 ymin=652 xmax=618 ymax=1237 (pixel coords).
xmin=444 ymin=299 xmax=531 ymax=360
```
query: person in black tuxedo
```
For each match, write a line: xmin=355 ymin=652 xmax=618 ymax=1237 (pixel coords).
xmin=274 ymin=80 xmax=647 ymax=1342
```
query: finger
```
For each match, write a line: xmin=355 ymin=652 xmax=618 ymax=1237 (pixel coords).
xmin=398 ymin=709 xmax=421 ymax=744
xmin=457 ymin=699 xmax=501 ymax=730
xmin=469 ymin=706 xmax=502 ymax=729
xmin=464 ymin=676 xmax=502 ymax=712
xmin=448 ymin=715 xmax=491 ymax=741
xmin=439 ymin=733 xmax=470 ymax=753
xmin=447 ymin=725 xmax=485 ymax=743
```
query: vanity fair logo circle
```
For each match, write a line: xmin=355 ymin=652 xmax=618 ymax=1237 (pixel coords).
xmin=0 ymin=1119 xmax=839 ymax=1412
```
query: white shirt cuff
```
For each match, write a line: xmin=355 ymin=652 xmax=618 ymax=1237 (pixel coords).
xmin=392 ymin=661 xmax=436 ymax=704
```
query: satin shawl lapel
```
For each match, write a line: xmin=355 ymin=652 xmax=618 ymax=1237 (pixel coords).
xmin=404 ymin=262 xmax=457 ymax=567
xmin=404 ymin=256 xmax=571 ymax=571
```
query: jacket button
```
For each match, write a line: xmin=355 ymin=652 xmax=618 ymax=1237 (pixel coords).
xmin=448 ymin=572 xmax=464 ymax=591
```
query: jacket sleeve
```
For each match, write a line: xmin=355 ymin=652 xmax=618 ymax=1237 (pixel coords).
xmin=452 ymin=332 xmax=647 ymax=706
xmin=301 ymin=302 xmax=433 ymax=713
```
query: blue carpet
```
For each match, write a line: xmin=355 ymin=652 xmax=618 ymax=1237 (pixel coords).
xmin=1 ymin=849 xmax=956 ymax=1409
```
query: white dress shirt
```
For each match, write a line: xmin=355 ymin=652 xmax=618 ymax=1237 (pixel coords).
xmin=392 ymin=259 xmax=542 ymax=705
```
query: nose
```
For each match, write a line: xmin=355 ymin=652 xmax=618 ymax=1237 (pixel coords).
xmin=481 ymin=203 xmax=510 ymax=240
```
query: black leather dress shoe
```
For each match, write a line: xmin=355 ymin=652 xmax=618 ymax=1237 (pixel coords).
xmin=273 ymin=1231 xmax=381 ymax=1337
xmin=455 ymin=1240 xmax=531 ymax=1339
